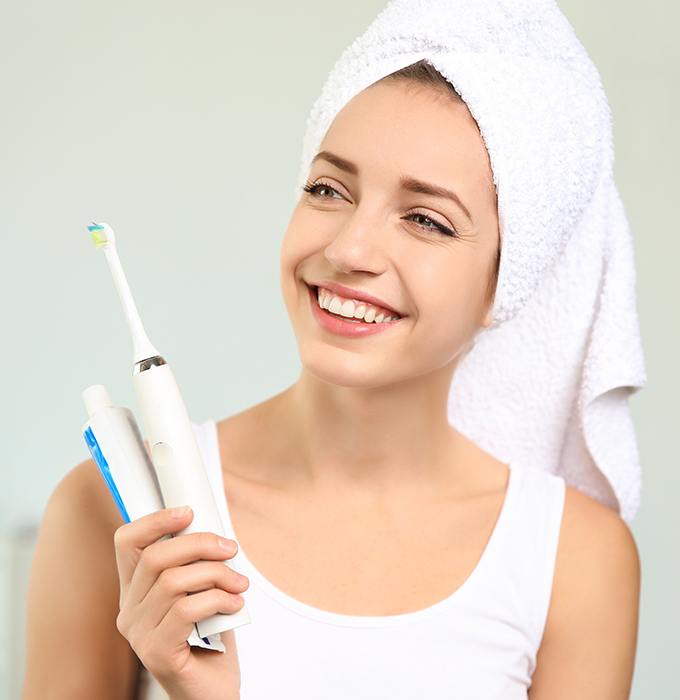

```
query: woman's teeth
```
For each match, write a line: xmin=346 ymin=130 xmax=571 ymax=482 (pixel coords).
xmin=315 ymin=286 xmax=401 ymax=324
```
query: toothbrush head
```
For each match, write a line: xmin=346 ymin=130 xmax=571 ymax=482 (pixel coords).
xmin=86 ymin=219 xmax=160 ymax=363
xmin=87 ymin=221 xmax=115 ymax=248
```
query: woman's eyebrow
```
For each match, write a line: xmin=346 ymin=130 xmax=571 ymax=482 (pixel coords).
xmin=311 ymin=149 xmax=474 ymax=224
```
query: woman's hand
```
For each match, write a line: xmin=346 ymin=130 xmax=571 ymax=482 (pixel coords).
xmin=113 ymin=506 xmax=249 ymax=700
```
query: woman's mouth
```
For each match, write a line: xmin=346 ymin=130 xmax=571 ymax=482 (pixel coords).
xmin=306 ymin=283 xmax=403 ymax=338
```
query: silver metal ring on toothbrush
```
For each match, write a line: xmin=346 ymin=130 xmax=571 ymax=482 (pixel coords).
xmin=133 ymin=355 xmax=167 ymax=375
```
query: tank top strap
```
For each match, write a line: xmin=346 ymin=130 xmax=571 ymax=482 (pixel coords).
xmin=192 ymin=418 xmax=236 ymax=540
xmin=496 ymin=464 xmax=566 ymax=654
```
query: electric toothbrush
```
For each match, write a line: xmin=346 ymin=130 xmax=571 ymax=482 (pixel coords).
xmin=85 ymin=221 xmax=251 ymax=643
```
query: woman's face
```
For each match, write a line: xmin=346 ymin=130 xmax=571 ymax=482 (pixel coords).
xmin=280 ymin=80 xmax=499 ymax=389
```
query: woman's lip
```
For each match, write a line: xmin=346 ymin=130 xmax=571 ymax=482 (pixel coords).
xmin=306 ymin=283 xmax=402 ymax=337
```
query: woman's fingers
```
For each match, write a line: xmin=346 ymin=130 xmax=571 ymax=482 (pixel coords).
xmin=124 ymin=529 xmax=239 ymax=609
xmin=137 ymin=559 xmax=250 ymax=631
xmin=114 ymin=506 xmax=195 ymax=602
xmin=140 ymin=588 xmax=247 ymax=680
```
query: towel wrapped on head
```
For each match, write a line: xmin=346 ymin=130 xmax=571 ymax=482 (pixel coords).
xmin=295 ymin=0 xmax=647 ymax=523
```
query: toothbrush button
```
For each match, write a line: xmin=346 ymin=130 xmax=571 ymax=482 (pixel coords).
xmin=151 ymin=442 xmax=173 ymax=467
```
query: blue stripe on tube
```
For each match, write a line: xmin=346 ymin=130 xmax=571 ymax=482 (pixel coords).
xmin=83 ymin=426 xmax=131 ymax=523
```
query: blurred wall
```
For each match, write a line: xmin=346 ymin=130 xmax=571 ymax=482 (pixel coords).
xmin=1 ymin=1 xmax=677 ymax=697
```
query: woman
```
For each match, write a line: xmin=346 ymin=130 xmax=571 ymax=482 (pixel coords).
xmin=22 ymin=2 xmax=644 ymax=699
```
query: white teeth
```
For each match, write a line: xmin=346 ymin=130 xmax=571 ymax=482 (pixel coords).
xmin=353 ymin=304 xmax=367 ymax=319
xmin=315 ymin=287 xmax=399 ymax=323
xmin=328 ymin=296 xmax=343 ymax=315
xmin=339 ymin=300 xmax=355 ymax=318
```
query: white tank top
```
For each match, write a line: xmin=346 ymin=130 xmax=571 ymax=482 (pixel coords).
xmin=137 ymin=419 xmax=566 ymax=700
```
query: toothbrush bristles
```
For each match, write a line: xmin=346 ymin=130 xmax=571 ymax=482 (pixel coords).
xmin=87 ymin=221 xmax=114 ymax=248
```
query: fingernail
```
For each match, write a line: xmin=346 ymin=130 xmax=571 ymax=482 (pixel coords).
xmin=170 ymin=505 xmax=191 ymax=518
xmin=219 ymin=537 xmax=237 ymax=553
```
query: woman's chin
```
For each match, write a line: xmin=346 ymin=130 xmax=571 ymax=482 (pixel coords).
xmin=299 ymin=353 xmax=398 ymax=389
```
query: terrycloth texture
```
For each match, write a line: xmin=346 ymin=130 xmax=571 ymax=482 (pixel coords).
xmin=294 ymin=0 xmax=647 ymax=522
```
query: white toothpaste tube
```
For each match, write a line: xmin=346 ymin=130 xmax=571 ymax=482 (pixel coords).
xmin=81 ymin=383 xmax=164 ymax=523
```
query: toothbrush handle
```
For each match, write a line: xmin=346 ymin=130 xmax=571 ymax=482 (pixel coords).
xmin=132 ymin=361 xmax=251 ymax=636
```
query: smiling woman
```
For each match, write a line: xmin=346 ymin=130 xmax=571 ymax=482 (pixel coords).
xmin=271 ymin=1 xmax=643 ymax=693
xmin=22 ymin=1 xmax=645 ymax=699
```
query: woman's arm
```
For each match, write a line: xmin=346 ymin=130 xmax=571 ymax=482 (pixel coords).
xmin=22 ymin=458 xmax=142 ymax=699
xmin=528 ymin=487 xmax=641 ymax=699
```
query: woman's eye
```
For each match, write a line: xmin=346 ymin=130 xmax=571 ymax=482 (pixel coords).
xmin=302 ymin=181 xmax=344 ymax=200
xmin=404 ymin=212 xmax=458 ymax=238
xmin=301 ymin=180 xmax=458 ymax=238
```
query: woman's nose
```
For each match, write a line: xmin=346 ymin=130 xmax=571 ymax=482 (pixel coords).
xmin=323 ymin=208 xmax=387 ymax=273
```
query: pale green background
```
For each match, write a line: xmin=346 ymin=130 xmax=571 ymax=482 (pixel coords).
xmin=1 ymin=1 xmax=677 ymax=697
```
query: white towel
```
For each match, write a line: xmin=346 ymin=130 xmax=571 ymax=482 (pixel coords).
xmin=294 ymin=0 xmax=647 ymax=523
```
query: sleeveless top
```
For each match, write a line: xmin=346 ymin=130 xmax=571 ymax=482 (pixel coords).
xmin=137 ymin=419 xmax=567 ymax=700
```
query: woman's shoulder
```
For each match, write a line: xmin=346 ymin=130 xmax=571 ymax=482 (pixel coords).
xmin=552 ymin=483 xmax=639 ymax=604
xmin=529 ymin=482 xmax=640 ymax=694
xmin=58 ymin=456 xmax=127 ymax=533
xmin=558 ymin=483 xmax=638 ymax=566
xmin=22 ymin=458 xmax=142 ymax=697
